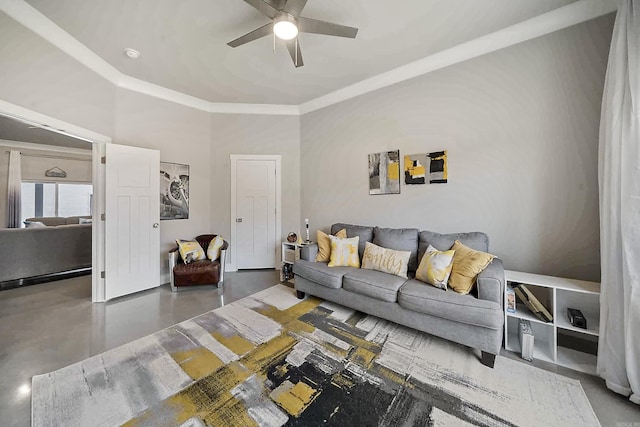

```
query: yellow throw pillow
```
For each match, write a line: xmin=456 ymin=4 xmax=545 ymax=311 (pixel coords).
xmin=207 ymin=235 xmax=225 ymax=261
xmin=176 ymin=239 xmax=206 ymax=264
xmin=328 ymin=236 xmax=360 ymax=268
xmin=316 ymin=228 xmax=347 ymax=262
xmin=415 ymin=245 xmax=456 ymax=290
xmin=448 ymin=240 xmax=495 ymax=294
xmin=361 ymin=242 xmax=411 ymax=279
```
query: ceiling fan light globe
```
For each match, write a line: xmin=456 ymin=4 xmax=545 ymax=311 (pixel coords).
xmin=274 ymin=20 xmax=298 ymax=40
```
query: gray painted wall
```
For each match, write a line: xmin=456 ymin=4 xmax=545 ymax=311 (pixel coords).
xmin=300 ymin=15 xmax=614 ymax=282
xmin=209 ymin=113 xmax=301 ymax=267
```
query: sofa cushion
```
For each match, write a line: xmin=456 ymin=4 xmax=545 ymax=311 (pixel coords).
xmin=66 ymin=216 xmax=92 ymax=225
xmin=342 ymin=269 xmax=408 ymax=303
xmin=176 ymin=239 xmax=206 ymax=264
xmin=293 ymin=260 xmax=352 ymax=289
xmin=418 ymin=231 xmax=489 ymax=263
xmin=373 ymin=227 xmax=419 ymax=272
xmin=24 ymin=220 xmax=47 ymax=228
xmin=398 ymin=279 xmax=503 ymax=329
xmin=173 ymin=260 xmax=220 ymax=287
xmin=206 ymin=235 xmax=225 ymax=261
xmin=361 ymin=242 xmax=411 ymax=279
xmin=415 ymin=245 xmax=456 ymax=290
xmin=328 ymin=236 xmax=360 ymax=267
xmin=316 ymin=229 xmax=347 ymax=262
xmin=331 ymin=223 xmax=374 ymax=260
xmin=449 ymin=240 xmax=495 ymax=295
xmin=26 ymin=217 xmax=67 ymax=227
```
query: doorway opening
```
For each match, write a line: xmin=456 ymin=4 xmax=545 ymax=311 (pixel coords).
xmin=0 ymin=101 xmax=109 ymax=301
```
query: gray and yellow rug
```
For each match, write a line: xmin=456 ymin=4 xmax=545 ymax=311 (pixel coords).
xmin=32 ymin=285 xmax=599 ymax=426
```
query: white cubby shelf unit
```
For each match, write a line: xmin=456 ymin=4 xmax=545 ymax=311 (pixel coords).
xmin=504 ymin=270 xmax=600 ymax=375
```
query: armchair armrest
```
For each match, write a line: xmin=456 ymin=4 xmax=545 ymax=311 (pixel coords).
xmin=300 ymin=243 xmax=318 ymax=262
xmin=218 ymin=240 xmax=228 ymax=285
xmin=168 ymin=247 xmax=180 ymax=289
xmin=477 ymin=258 xmax=504 ymax=306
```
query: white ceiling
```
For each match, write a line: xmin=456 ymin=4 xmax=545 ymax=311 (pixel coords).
xmin=24 ymin=0 xmax=579 ymax=105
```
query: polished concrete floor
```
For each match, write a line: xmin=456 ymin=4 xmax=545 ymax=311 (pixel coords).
xmin=1 ymin=272 xmax=638 ymax=426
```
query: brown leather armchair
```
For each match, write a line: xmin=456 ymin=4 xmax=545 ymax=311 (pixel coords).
xmin=168 ymin=234 xmax=228 ymax=291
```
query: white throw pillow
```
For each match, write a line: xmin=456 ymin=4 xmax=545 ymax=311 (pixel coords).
xmin=24 ymin=221 xmax=46 ymax=228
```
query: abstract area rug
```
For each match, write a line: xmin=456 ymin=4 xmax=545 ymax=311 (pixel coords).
xmin=32 ymin=285 xmax=599 ymax=427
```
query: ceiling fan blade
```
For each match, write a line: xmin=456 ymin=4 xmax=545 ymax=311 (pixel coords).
xmin=298 ymin=17 xmax=358 ymax=38
xmin=227 ymin=22 xmax=274 ymax=47
xmin=285 ymin=39 xmax=304 ymax=68
xmin=282 ymin=0 xmax=308 ymax=17
xmin=242 ymin=0 xmax=279 ymax=19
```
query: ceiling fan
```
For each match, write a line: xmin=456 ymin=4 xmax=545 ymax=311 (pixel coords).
xmin=227 ymin=0 xmax=358 ymax=68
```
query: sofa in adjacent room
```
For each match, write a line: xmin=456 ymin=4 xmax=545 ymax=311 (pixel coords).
xmin=293 ymin=223 xmax=505 ymax=367
xmin=0 ymin=217 xmax=92 ymax=283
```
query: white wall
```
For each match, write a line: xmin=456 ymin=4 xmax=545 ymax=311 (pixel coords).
xmin=300 ymin=14 xmax=614 ymax=282
xmin=209 ymin=114 xmax=301 ymax=268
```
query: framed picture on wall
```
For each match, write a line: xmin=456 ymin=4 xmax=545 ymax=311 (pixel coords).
xmin=369 ymin=150 xmax=400 ymax=195
xmin=160 ymin=162 xmax=189 ymax=220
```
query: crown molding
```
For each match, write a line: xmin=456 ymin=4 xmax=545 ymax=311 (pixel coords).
xmin=0 ymin=0 xmax=300 ymax=116
xmin=0 ymin=99 xmax=112 ymax=143
xmin=1 ymin=0 xmax=617 ymax=117
xmin=0 ymin=139 xmax=92 ymax=155
xmin=299 ymin=0 xmax=618 ymax=114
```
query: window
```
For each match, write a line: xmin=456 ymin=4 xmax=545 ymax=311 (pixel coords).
xmin=21 ymin=182 xmax=93 ymax=225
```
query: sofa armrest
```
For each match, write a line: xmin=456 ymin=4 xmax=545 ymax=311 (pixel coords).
xmin=477 ymin=258 xmax=505 ymax=306
xmin=300 ymin=243 xmax=318 ymax=262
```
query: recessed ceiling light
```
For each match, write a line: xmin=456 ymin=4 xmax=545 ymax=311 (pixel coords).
xmin=124 ymin=48 xmax=140 ymax=59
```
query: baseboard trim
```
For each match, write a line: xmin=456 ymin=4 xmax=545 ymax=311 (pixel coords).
xmin=0 ymin=267 xmax=92 ymax=291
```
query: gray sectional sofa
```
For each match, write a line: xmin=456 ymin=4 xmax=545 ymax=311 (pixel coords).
xmin=293 ymin=223 xmax=505 ymax=367
xmin=0 ymin=219 xmax=92 ymax=282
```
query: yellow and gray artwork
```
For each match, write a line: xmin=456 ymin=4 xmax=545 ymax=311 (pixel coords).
xmin=32 ymin=285 xmax=600 ymax=427
xmin=369 ymin=150 xmax=400 ymax=195
xmin=404 ymin=154 xmax=428 ymax=185
xmin=160 ymin=162 xmax=189 ymax=220
xmin=428 ymin=151 xmax=448 ymax=184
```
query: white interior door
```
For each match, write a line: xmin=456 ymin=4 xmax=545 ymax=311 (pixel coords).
xmin=236 ymin=159 xmax=276 ymax=269
xmin=105 ymin=144 xmax=160 ymax=300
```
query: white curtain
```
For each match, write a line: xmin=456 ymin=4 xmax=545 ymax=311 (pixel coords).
xmin=6 ymin=150 xmax=22 ymax=228
xmin=598 ymin=0 xmax=640 ymax=405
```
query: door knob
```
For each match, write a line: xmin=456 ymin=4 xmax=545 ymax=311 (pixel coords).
xmin=153 ymin=223 xmax=159 ymax=228
xmin=236 ymin=218 xmax=243 ymax=223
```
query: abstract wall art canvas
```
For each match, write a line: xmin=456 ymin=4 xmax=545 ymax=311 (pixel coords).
xmin=404 ymin=154 xmax=428 ymax=185
xmin=160 ymin=162 xmax=189 ymax=220
xmin=429 ymin=151 xmax=448 ymax=184
xmin=369 ymin=150 xmax=400 ymax=195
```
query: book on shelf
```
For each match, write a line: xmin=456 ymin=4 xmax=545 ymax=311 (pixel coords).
xmin=518 ymin=319 xmax=535 ymax=361
xmin=513 ymin=283 xmax=553 ymax=322
xmin=506 ymin=286 xmax=516 ymax=313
